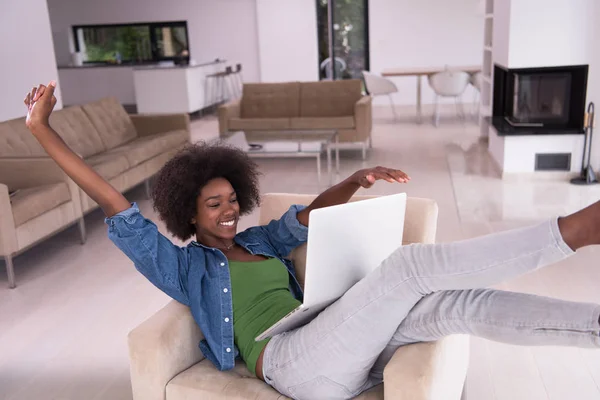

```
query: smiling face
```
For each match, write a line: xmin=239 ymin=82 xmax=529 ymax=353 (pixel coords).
xmin=192 ymin=177 xmax=240 ymax=247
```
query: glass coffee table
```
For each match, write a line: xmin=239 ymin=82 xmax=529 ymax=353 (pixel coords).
xmin=241 ymin=130 xmax=339 ymax=189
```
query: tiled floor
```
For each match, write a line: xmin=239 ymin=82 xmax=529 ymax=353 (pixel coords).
xmin=1 ymin=109 xmax=599 ymax=399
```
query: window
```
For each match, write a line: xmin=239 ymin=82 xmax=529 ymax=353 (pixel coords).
xmin=72 ymin=21 xmax=190 ymax=64
xmin=316 ymin=0 xmax=369 ymax=80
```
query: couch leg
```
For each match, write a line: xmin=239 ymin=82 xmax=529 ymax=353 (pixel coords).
xmin=145 ymin=179 xmax=152 ymax=200
xmin=78 ymin=217 xmax=87 ymax=245
xmin=316 ymin=154 xmax=322 ymax=193
xmin=5 ymin=255 xmax=16 ymax=289
xmin=362 ymin=142 xmax=367 ymax=160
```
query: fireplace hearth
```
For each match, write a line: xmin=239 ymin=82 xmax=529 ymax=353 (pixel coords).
xmin=492 ymin=64 xmax=588 ymax=136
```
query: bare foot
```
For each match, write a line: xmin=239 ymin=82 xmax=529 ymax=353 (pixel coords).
xmin=558 ymin=200 xmax=600 ymax=250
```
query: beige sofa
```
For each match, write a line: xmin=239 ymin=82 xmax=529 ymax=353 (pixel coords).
xmin=0 ymin=97 xmax=190 ymax=288
xmin=128 ymin=193 xmax=470 ymax=400
xmin=218 ymin=80 xmax=373 ymax=159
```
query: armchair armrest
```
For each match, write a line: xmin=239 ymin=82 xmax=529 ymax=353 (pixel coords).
xmin=354 ymin=96 xmax=372 ymax=140
xmin=130 ymin=114 xmax=191 ymax=138
xmin=218 ymin=99 xmax=241 ymax=136
xmin=128 ymin=299 xmax=205 ymax=400
xmin=383 ymin=335 xmax=470 ymax=400
xmin=0 ymin=183 xmax=17 ymax=256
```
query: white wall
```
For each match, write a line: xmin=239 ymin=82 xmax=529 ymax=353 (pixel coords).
xmin=256 ymin=0 xmax=319 ymax=82
xmin=1 ymin=0 xmax=62 ymax=121
xmin=504 ymin=0 xmax=600 ymax=172
xmin=46 ymin=0 xmax=261 ymax=82
xmin=369 ymin=0 xmax=484 ymax=105
xmin=508 ymin=0 xmax=595 ymax=68
xmin=588 ymin=1 xmax=600 ymax=171
xmin=492 ymin=0 xmax=511 ymax=67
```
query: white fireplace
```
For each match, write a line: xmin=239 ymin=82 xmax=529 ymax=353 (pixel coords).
xmin=488 ymin=127 xmax=584 ymax=177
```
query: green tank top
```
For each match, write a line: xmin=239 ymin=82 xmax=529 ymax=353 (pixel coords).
xmin=229 ymin=258 xmax=302 ymax=376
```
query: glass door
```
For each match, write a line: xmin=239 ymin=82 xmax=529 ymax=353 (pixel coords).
xmin=317 ymin=0 xmax=369 ymax=80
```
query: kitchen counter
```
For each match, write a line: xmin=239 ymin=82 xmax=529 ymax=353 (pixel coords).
xmin=57 ymin=60 xmax=228 ymax=109
xmin=133 ymin=61 xmax=229 ymax=114
xmin=58 ymin=59 xmax=225 ymax=70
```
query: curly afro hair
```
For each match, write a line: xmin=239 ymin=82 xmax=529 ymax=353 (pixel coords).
xmin=151 ymin=142 xmax=261 ymax=241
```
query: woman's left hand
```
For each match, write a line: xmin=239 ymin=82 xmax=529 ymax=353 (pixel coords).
xmin=352 ymin=166 xmax=411 ymax=189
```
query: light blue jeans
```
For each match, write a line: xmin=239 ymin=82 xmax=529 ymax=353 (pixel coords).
xmin=262 ymin=218 xmax=600 ymax=400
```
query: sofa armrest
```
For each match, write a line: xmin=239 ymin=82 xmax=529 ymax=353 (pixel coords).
xmin=218 ymin=99 xmax=241 ymax=136
xmin=354 ymin=95 xmax=372 ymax=141
xmin=383 ymin=335 xmax=470 ymax=400
xmin=128 ymin=299 xmax=205 ymax=400
xmin=0 ymin=184 xmax=17 ymax=256
xmin=0 ymin=157 xmax=70 ymax=190
xmin=130 ymin=114 xmax=191 ymax=138
xmin=0 ymin=157 xmax=82 ymax=217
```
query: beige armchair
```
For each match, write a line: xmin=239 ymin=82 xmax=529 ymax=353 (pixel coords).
xmin=127 ymin=194 xmax=470 ymax=399
xmin=0 ymin=157 xmax=85 ymax=288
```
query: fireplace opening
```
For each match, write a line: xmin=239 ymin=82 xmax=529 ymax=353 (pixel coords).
xmin=492 ymin=64 xmax=588 ymax=135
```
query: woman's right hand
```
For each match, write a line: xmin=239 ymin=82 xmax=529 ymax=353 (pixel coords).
xmin=21 ymin=80 xmax=131 ymax=217
xmin=24 ymin=81 xmax=57 ymax=132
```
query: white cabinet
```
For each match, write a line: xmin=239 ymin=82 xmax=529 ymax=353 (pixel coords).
xmin=58 ymin=66 xmax=136 ymax=106
xmin=133 ymin=62 xmax=226 ymax=114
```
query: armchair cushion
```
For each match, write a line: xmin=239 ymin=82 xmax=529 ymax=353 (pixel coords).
xmin=166 ymin=360 xmax=282 ymax=400
xmin=11 ymin=182 xmax=71 ymax=226
xmin=165 ymin=359 xmax=386 ymax=400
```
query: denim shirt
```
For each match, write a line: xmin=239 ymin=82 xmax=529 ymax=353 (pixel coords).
xmin=105 ymin=203 xmax=308 ymax=371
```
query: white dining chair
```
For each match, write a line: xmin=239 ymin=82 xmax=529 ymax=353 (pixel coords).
xmin=362 ymin=70 xmax=399 ymax=121
xmin=469 ymin=71 xmax=483 ymax=119
xmin=427 ymin=70 xmax=471 ymax=127
xmin=321 ymin=57 xmax=347 ymax=80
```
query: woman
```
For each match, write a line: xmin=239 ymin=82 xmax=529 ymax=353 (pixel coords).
xmin=25 ymin=82 xmax=600 ymax=400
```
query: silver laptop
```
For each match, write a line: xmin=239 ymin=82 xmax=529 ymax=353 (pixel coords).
xmin=255 ymin=193 xmax=407 ymax=341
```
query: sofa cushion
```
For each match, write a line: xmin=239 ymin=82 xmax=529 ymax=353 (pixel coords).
xmin=229 ymin=118 xmax=291 ymax=131
xmin=85 ymin=152 xmax=131 ymax=180
xmin=290 ymin=116 xmax=355 ymax=130
xmin=82 ymin=97 xmax=137 ymax=150
xmin=300 ymin=80 xmax=363 ymax=117
xmin=11 ymin=183 xmax=71 ymax=226
xmin=241 ymin=83 xmax=300 ymax=119
xmin=166 ymin=359 xmax=284 ymax=400
xmin=49 ymin=106 xmax=106 ymax=157
xmin=0 ymin=118 xmax=46 ymax=157
xmin=106 ymin=129 xmax=188 ymax=168
xmin=165 ymin=359 xmax=384 ymax=400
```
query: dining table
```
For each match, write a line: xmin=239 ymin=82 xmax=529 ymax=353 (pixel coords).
xmin=381 ymin=65 xmax=481 ymax=123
